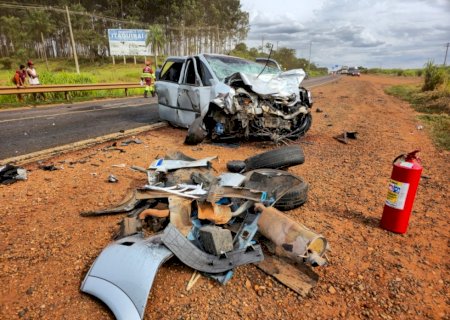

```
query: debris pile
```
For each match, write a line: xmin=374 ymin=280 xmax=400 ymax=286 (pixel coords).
xmin=0 ymin=164 xmax=27 ymax=185
xmin=80 ymin=146 xmax=328 ymax=320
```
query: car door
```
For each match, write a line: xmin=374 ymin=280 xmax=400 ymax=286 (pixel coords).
xmin=155 ymin=58 xmax=186 ymax=124
xmin=176 ymin=57 xmax=213 ymax=127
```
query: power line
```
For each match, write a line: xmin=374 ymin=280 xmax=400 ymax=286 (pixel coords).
xmin=0 ymin=1 xmax=144 ymax=26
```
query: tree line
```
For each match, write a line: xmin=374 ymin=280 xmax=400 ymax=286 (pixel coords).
xmin=0 ymin=0 xmax=249 ymax=63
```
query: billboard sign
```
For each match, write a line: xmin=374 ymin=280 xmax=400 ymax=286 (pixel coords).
xmin=108 ymin=29 xmax=150 ymax=56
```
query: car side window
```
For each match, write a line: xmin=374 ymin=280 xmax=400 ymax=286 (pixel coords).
xmin=160 ymin=61 xmax=183 ymax=83
xmin=195 ymin=57 xmax=213 ymax=87
xmin=182 ymin=60 xmax=194 ymax=85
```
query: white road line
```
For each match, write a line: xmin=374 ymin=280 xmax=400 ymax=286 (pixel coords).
xmin=0 ymin=102 xmax=151 ymax=124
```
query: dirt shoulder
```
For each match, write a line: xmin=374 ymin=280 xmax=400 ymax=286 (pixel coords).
xmin=1 ymin=75 xmax=448 ymax=320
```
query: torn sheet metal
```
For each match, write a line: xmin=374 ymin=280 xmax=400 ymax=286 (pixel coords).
xmin=224 ymin=69 xmax=305 ymax=98
xmin=207 ymin=185 xmax=269 ymax=203
xmin=143 ymin=184 xmax=207 ymax=199
xmin=162 ymin=224 xmax=263 ymax=273
xmin=218 ymin=173 xmax=246 ymax=187
xmin=149 ymin=157 xmax=217 ymax=173
xmin=81 ymin=234 xmax=173 ymax=320
xmin=0 ymin=164 xmax=27 ymax=184
xmin=80 ymin=191 xmax=144 ymax=217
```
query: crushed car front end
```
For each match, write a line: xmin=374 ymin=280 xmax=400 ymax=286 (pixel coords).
xmin=156 ymin=54 xmax=313 ymax=144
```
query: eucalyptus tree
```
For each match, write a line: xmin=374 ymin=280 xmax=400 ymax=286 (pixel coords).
xmin=146 ymin=24 xmax=165 ymax=67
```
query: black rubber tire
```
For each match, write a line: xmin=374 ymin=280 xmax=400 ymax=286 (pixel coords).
xmin=243 ymin=169 xmax=308 ymax=211
xmin=244 ymin=145 xmax=305 ymax=172
xmin=275 ymin=181 xmax=308 ymax=211
xmin=226 ymin=160 xmax=246 ymax=173
xmin=296 ymin=113 xmax=312 ymax=136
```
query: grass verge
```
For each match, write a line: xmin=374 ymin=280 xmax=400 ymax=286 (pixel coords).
xmin=385 ymin=84 xmax=450 ymax=150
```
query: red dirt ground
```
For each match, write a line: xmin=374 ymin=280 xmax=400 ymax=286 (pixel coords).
xmin=0 ymin=75 xmax=448 ymax=320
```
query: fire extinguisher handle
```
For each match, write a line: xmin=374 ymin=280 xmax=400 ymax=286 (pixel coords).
xmin=393 ymin=154 xmax=407 ymax=164
xmin=393 ymin=150 xmax=421 ymax=164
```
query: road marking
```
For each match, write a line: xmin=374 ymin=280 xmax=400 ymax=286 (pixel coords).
xmin=0 ymin=102 xmax=154 ymax=124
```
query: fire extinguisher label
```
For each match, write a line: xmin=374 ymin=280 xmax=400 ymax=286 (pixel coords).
xmin=385 ymin=179 xmax=410 ymax=210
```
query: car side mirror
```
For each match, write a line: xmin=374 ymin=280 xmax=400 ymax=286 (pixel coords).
xmin=155 ymin=69 xmax=161 ymax=81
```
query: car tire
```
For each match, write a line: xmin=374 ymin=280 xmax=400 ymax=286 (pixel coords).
xmin=244 ymin=169 xmax=308 ymax=211
xmin=295 ymin=113 xmax=312 ymax=137
xmin=275 ymin=182 xmax=309 ymax=211
xmin=244 ymin=145 xmax=305 ymax=171
xmin=227 ymin=160 xmax=246 ymax=173
xmin=184 ymin=117 xmax=207 ymax=145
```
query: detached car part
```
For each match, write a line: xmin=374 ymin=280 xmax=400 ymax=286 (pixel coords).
xmin=226 ymin=145 xmax=305 ymax=173
xmin=244 ymin=169 xmax=309 ymax=211
xmin=256 ymin=204 xmax=328 ymax=266
xmin=81 ymin=234 xmax=173 ymax=320
xmin=162 ymin=224 xmax=263 ymax=273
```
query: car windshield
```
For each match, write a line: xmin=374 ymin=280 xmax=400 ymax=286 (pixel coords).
xmin=204 ymin=54 xmax=280 ymax=81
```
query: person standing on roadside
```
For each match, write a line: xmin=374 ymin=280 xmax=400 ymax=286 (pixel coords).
xmin=141 ymin=61 xmax=156 ymax=98
xmin=13 ymin=64 xmax=27 ymax=88
xmin=12 ymin=64 xmax=27 ymax=101
xmin=26 ymin=60 xmax=45 ymax=100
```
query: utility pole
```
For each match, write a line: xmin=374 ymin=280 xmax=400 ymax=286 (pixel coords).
xmin=444 ymin=42 xmax=449 ymax=66
xmin=261 ymin=35 xmax=265 ymax=53
xmin=66 ymin=6 xmax=80 ymax=74
xmin=308 ymin=41 xmax=312 ymax=73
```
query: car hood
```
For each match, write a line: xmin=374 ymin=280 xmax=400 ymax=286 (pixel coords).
xmin=224 ymin=68 xmax=306 ymax=97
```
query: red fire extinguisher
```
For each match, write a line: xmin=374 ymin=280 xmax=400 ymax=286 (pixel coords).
xmin=380 ymin=150 xmax=423 ymax=234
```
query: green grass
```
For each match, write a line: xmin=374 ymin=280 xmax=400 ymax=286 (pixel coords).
xmin=0 ymin=58 xmax=160 ymax=108
xmin=385 ymin=83 xmax=450 ymax=150
xmin=418 ymin=114 xmax=450 ymax=150
xmin=365 ymin=68 xmax=422 ymax=77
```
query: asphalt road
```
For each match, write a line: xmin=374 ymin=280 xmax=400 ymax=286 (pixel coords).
xmin=0 ymin=75 xmax=338 ymax=160
xmin=0 ymin=97 xmax=159 ymax=159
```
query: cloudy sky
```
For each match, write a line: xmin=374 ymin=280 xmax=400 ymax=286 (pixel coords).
xmin=240 ymin=0 xmax=450 ymax=70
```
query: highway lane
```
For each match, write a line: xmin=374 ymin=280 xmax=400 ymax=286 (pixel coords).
xmin=0 ymin=97 xmax=159 ymax=159
xmin=0 ymin=75 xmax=338 ymax=160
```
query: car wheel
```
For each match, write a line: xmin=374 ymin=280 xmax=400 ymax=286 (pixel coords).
xmin=295 ymin=113 xmax=312 ymax=137
xmin=184 ymin=117 xmax=207 ymax=145
xmin=244 ymin=169 xmax=308 ymax=211
xmin=244 ymin=145 xmax=305 ymax=171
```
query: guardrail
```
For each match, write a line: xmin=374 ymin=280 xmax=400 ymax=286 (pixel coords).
xmin=0 ymin=83 xmax=143 ymax=100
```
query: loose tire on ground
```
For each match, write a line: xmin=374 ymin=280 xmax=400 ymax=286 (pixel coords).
xmin=243 ymin=169 xmax=308 ymax=211
xmin=244 ymin=145 xmax=305 ymax=172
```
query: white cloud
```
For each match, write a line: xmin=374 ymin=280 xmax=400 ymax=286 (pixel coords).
xmin=241 ymin=0 xmax=450 ymax=68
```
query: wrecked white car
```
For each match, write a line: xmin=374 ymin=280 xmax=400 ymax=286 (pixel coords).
xmin=155 ymin=54 xmax=313 ymax=144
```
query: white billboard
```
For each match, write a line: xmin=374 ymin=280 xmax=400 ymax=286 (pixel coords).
xmin=108 ymin=29 xmax=150 ymax=56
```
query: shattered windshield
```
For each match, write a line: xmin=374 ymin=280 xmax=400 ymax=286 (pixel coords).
xmin=204 ymin=54 xmax=280 ymax=81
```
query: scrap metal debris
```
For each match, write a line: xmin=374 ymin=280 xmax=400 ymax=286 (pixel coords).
xmin=334 ymin=131 xmax=358 ymax=144
xmin=38 ymin=163 xmax=61 ymax=171
xmin=121 ymin=138 xmax=143 ymax=146
xmin=0 ymin=164 xmax=27 ymax=185
xmin=80 ymin=148 xmax=328 ymax=320
xmin=107 ymin=174 xmax=119 ymax=183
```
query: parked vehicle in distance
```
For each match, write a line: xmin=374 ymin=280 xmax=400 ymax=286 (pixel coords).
xmin=155 ymin=54 xmax=313 ymax=144
xmin=348 ymin=67 xmax=361 ymax=77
